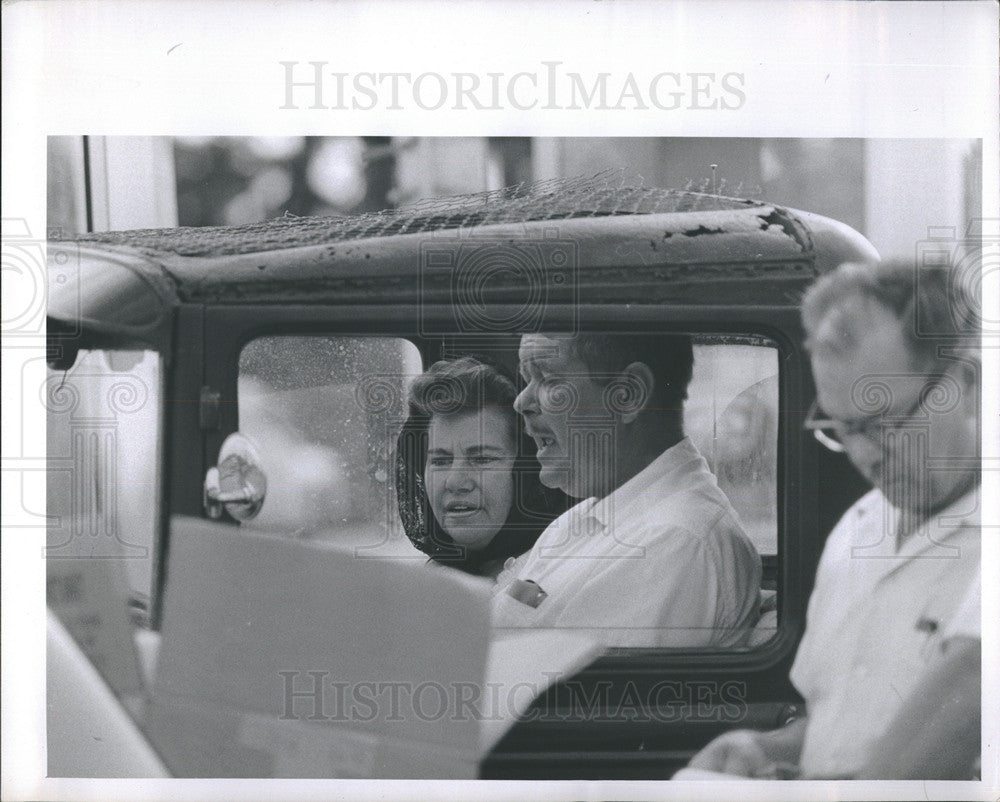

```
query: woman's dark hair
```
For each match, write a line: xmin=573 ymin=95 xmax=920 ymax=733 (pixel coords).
xmin=395 ymin=356 xmax=567 ymax=576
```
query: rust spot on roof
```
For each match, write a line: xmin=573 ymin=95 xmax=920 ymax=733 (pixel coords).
xmin=757 ymin=209 xmax=808 ymax=251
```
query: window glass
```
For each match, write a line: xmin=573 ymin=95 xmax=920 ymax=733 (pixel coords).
xmin=686 ymin=342 xmax=778 ymax=556
xmin=237 ymin=336 xmax=422 ymax=556
xmin=46 ymin=350 xmax=162 ymax=611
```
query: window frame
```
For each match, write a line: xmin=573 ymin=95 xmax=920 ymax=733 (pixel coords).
xmin=193 ymin=301 xmax=812 ymax=658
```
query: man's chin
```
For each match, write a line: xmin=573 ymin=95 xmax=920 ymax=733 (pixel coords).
xmin=538 ymin=465 xmax=572 ymax=495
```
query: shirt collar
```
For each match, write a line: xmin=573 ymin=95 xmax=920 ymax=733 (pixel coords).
xmin=585 ymin=437 xmax=701 ymax=531
xmin=894 ymin=483 xmax=981 ymax=560
xmin=853 ymin=485 xmax=980 ymax=577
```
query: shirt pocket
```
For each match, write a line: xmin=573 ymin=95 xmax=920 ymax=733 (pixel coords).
xmin=883 ymin=592 xmax=953 ymax=689
xmin=492 ymin=586 xmax=545 ymax=628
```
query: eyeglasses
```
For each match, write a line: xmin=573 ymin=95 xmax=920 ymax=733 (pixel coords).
xmin=804 ymin=393 xmax=927 ymax=454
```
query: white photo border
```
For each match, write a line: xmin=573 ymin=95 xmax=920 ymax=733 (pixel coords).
xmin=2 ymin=1 xmax=997 ymax=800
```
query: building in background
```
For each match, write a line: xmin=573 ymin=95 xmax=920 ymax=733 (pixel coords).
xmin=48 ymin=136 xmax=981 ymax=261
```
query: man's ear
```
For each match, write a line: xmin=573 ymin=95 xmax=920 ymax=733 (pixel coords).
xmin=613 ymin=361 xmax=655 ymax=424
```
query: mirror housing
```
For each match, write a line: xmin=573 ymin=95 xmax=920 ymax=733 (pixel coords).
xmin=203 ymin=433 xmax=267 ymax=521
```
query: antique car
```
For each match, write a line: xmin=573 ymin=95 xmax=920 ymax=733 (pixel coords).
xmin=46 ymin=177 xmax=878 ymax=779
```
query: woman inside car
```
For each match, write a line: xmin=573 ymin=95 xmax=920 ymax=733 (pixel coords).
xmin=395 ymin=357 xmax=566 ymax=580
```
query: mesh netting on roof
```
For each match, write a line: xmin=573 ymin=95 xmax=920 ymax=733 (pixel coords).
xmin=68 ymin=172 xmax=764 ymax=258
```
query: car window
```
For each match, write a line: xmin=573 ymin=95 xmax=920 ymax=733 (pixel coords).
xmin=235 ymin=334 xmax=778 ymax=647
xmin=237 ymin=336 xmax=422 ymax=557
xmin=46 ymin=349 xmax=162 ymax=614
xmin=686 ymin=341 xmax=778 ymax=556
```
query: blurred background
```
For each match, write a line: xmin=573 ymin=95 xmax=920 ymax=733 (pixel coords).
xmin=48 ymin=136 xmax=982 ymax=260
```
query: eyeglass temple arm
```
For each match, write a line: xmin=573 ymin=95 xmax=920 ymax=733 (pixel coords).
xmin=803 ymin=401 xmax=847 ymax=454
xmin=810 ymin=428 xmax=846 ymax=453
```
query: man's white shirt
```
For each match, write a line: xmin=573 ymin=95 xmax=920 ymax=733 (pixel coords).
xmin=790 ymin=487 xmax=981 ymax=778
xmin=491 ymin=437 xmax=762 ymax=648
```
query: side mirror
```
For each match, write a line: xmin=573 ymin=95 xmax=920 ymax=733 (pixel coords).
xmin=203 ymin=433 xmax=267 ymax=521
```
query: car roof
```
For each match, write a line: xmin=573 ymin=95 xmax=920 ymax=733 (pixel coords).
xmin=47 ymin=178 xmax=879 ymax=346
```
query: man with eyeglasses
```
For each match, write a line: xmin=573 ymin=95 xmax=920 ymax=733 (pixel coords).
xmin=686 ymin=259 xmax=981 ymax=779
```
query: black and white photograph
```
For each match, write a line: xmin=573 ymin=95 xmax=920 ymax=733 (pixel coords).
xmin=2 ymin=3 xmax=998 ymax=802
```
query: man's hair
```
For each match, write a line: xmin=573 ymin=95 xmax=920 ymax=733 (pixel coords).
xmin=409 ymin=356 xmax=517 ymax=418
xmin=801 ymin=259 xmax=978 ymax=366
xmin=569 ymin=333 xmax=695 ymax=412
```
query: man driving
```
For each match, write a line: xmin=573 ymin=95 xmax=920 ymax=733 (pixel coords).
xmin=491 ymin=333 xmax=761 ymax=648
xmin=687 ymin=259 xmax=981 ymax=779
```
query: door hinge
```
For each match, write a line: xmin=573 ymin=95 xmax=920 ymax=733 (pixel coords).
xmin=199 ymin=386 xmax=221 ymax=430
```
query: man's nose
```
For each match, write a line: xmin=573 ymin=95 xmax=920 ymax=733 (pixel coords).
xmin=514 ymin=383 xmax=536 ymax=416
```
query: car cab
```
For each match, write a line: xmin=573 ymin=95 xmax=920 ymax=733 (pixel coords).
xmin=46 ymin=177 xmax=878 ymax=779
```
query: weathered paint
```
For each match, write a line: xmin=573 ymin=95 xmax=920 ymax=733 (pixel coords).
xmin=49 ymin=202 xmax=877 ymax=343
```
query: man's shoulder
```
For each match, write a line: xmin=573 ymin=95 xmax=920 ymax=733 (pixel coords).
xmin=810 ymin=488 xmax=891 ymax=578
xmin=623 ymin=440 xmax=757 ymax=551
xmin=636 ymin=487 xmax=757 ymax=560
xmin=830 ymin=487 xmax=892 ymax=536
xmin=849 ymin=487 xmax=886 ymax=512
xmin=643 ymin=440 xmax=731 ymax=503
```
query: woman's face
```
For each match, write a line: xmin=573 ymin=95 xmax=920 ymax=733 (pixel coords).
xmin=425 ymin=408 xmax=516 ymax=551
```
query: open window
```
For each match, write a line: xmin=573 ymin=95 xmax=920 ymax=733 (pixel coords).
xmin=227 ymin=332 xmax=780 ymax=650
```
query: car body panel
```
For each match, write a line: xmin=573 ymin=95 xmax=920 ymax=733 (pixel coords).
xmin=51 ymin=194 xmax=877 ymax=328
